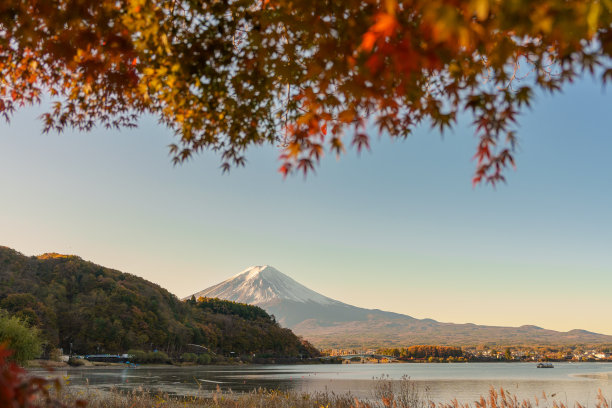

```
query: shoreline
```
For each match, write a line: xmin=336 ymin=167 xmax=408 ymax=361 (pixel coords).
xmin=27 ymin=359 xmax=612 ymax=371
xmin=50 ymin=374 xmax=612 ymax=408
xmin=28 ymin=361 xmax=612 ymax=405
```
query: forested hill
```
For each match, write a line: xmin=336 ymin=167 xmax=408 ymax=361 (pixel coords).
xmin=0 ymin=246 xmax=318 ymax=358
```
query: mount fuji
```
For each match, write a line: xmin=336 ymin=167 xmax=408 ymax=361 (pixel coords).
xmin=189 ymin=265 xmax=340 ymax=307
xmin=187 ymin=266 xmax=612 ymax=348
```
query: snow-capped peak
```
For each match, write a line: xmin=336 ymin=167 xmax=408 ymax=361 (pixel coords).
xmin=233 ymin=265 xmax=278 ymax=280
xmin=188 ymin=265 xmax=340 ymax=306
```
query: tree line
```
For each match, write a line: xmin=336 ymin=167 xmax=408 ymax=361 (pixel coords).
xmin=378 ymin=345 xmax=463 ymax=359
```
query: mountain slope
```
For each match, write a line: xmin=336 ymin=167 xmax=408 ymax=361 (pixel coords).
xmin=191 ymin=266 xmax=340 ymax=305
xmin=188 ymin=265 xmax=612 ymax=349
xmin=189 ymin=265 xmax=405 ymax=327
xmin=0 ymin=247 xmax=318 ymax=358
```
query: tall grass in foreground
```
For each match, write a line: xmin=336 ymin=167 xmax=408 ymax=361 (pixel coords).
xmin=55 ymin=377 xmax=611 ymax=408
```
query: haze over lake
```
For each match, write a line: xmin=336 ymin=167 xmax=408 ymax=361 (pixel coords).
xmin=46 ymin=363 xmax=612 ymax=405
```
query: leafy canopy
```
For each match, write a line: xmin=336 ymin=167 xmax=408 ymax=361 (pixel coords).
xmin=1 ymin=0 xmax=610 ymax=184
xmin=0 ymin=310 xmax=42 ymax=365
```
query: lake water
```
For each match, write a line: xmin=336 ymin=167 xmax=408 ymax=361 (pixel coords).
xmin=38 ymin=362 xmax=612 ymax=405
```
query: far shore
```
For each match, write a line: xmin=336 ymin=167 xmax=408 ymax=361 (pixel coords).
xmin=26 ymin=358 xmax=612 ymax=371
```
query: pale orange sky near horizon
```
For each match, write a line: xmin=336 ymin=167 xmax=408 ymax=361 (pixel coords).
xmin=3 ymin=234 xmax=610 ymax=336
xmin=1 ymin=75 xmax=611 ymax=337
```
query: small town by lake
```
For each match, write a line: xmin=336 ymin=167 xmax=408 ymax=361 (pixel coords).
xmin=42 ymin=362 xmax=612 ymax=405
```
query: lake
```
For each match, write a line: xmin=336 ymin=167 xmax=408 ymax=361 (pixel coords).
xmin=38 ymin=362 xmax=612 ymax=405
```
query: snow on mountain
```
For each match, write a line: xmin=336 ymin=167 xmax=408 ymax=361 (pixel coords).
xmin=188 ymin=265 xmax=341 ymax=306
xmin=186 ymin=266 xmax=612 ymax=349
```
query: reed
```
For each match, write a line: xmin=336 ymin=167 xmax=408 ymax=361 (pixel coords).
xmin=53 ymin=377 xmax=611 ymax=408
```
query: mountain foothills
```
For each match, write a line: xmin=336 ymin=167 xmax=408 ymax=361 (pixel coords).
xmin=189 ymin=266 xmax=612 ymax=349
xmin=0 ymin=247 xmax=318 ymax=358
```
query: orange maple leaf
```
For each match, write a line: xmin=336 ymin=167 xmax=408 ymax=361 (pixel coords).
xmin=371 ymin=13 xmax=398 ymax=37
xmin=360 ymin=13 xmax=398 ymax=52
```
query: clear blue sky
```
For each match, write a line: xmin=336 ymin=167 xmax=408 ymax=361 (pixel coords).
xmin=1 ymin=75 xmax=610 ymax=335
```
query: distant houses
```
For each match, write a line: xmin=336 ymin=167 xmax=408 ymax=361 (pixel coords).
xmin=322 ymin=346 xmax=612 ymax=362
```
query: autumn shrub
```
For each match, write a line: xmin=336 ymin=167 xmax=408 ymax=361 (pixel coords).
xmin=0 ymin=344 xmax=84 ymax=407
xmin=128 ymin=351 xmax=166 ymax=363
xmin=197 ymin=354 xmax=211 ymax=365
xmin=126 ymin=349 xmax=170 ymax=364
xmin=48 ymin=348 xmax=62 ymax=362
xmin=182 ymin=353 xmax=197 ymax=363
xmin=67 ymin=357 xmax=85 ymax=367
xmin=0 ymin=310 xmax=42 ymax=364
xmin=147 ymin=351 xmax=170 ymax=364
xmin=127 ymin=349 xmax=148 ymax=363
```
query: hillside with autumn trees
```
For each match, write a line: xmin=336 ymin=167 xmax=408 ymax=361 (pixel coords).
xmin=0 ymin=246 xmax=318 ymax=359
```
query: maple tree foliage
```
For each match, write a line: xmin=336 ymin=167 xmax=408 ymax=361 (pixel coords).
xmin=1 ymin=0 xmax=610 ymax=184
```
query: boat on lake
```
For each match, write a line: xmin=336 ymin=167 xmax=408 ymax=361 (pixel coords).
xmin=537 ymin=363 xmax=554 ymax=368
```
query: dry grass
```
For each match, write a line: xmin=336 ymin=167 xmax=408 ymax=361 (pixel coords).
xmin=56 ymin=386 xmax=360 ymax=408
xmin=436 ymin=387 xmax=611 ymax=408
xmin=53 ymin=377 xmax=611 ymax=408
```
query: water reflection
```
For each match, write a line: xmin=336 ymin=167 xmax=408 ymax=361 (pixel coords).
xmin=33 ymin=362 xmax=612 ymax=404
